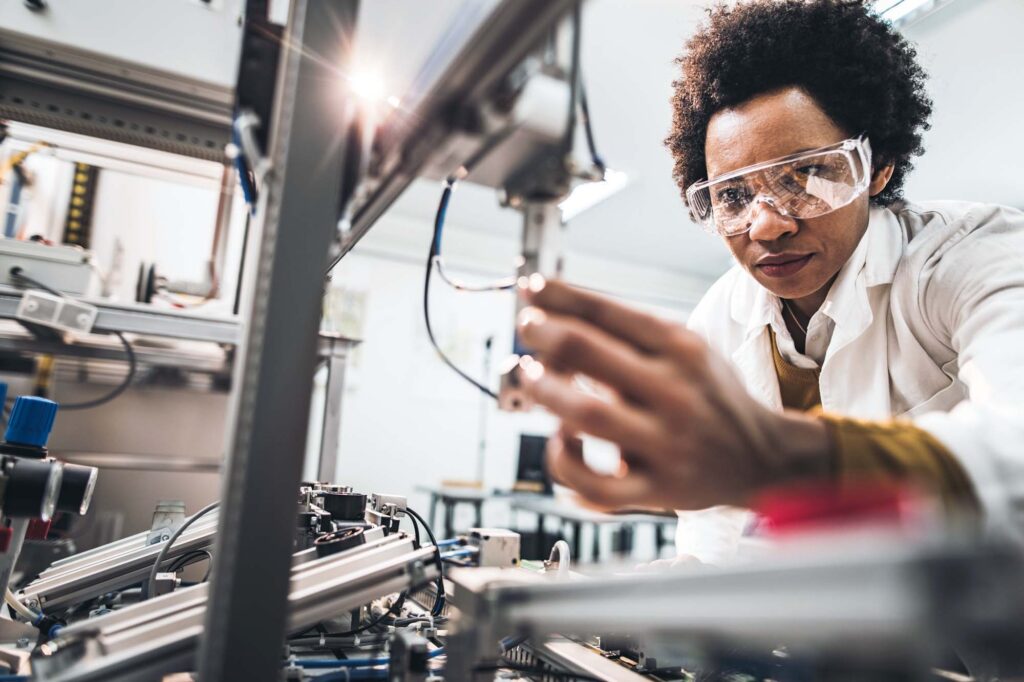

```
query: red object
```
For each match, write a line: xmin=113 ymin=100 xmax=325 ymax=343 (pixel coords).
xmin=0 ymin=527 xmax=12 ymax=553
xmin=26 ymin=518 xmax=52 ymax=541
xmin=753 ymin=481 xmax=919 ymax=536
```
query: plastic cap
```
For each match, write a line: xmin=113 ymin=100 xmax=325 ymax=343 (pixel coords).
xmin=5 ymin=396 xmax=58 ymax=447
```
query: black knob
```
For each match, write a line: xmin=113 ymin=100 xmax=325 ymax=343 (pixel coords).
xmin=314 ymin=527 xmax=365 ymax=558
xmin=3 ymin=458 xmax=62 ymax=520
xmin=319 ymin=491 xmax=366 ymax=521
xmin=24 ymin=0 xmax=47 ymax=11
xmin=55 ymin=463 xmax=98 ymax=515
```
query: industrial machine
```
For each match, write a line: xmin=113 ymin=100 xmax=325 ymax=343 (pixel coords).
xmin=0 ymin=1 xmax=1022 ymax=681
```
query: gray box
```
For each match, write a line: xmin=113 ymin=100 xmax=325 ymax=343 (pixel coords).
xmin=0 ymin=239 xmax=92 ymax=295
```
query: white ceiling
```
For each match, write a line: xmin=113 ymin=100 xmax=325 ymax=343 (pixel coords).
xmin=900 ymin=0 xmax=1024 ymax=208
xmin=357 ymin=0 xmax=1024 ymax=284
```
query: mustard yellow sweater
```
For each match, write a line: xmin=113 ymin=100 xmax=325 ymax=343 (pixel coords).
xmin=768 ymin=330 xmax=979 ymax=517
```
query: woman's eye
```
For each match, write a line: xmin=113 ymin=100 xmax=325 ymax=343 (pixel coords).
xmin=715 ymin=186 xmax=748 ymax=206
xmin=795 ymin=164 xmax=826 ymax=176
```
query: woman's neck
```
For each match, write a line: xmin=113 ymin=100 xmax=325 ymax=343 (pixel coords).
xmin=788 ymin=273 xmax=838 ymax=319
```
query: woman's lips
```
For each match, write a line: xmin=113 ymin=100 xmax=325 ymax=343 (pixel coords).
xmin=756 ymin=254 xmax=814 ymax=278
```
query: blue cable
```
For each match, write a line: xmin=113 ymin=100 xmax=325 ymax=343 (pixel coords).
xmin=231 ymin=119 xmax=257 ymax=214
xmin=440 ymin=548 xmax=474 ymax=560
xmin=292 ymin=657 xmax=388 ymax=669
xmin=293 ymin=649 xmax=444 ymax=669
xmin=0 ymin=676 xmax=30 ymax=682
xmin=434 ymin=538 xmax=460 ymax=548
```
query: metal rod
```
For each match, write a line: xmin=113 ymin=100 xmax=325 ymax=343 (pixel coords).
xmin=317 ymin=334 xmax=356 ymax=484
xmin=196 ymin=1 xmax=360 ymax=680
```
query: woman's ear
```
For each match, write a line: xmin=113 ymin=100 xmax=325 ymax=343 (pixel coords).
xmin=869 ymin=164 xmax=895 ymax=196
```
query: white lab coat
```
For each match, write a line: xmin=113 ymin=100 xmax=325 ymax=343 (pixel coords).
xmin=677 ymin=200 xmax=1024 ymax=563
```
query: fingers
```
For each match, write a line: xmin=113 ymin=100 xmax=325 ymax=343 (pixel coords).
xmin=522 ymin=366 xmax=665 ymax=457
xmin=520 ymin=280 xmax=713 ymax=380
xmin=546 ymin=428 xmax=583 ymax=488
xmin=522 ymin=279 xmax=677 ymax=354
xmin=546 ymin=432 xmax=652 ymax=509
xmin=517 ymin=307 xmax=679 ymax=405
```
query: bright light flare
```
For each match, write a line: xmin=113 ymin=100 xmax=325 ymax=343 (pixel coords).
xmin=347 ymin=68 xmax=386 ymax=104
xmin=559 ymin=169 xmax=630 ymax=222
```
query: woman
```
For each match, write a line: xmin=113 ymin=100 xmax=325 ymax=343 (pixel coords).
xmin=514 ymin=0 xmax=1024 ymax=562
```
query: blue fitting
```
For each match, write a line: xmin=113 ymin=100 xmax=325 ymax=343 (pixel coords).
xmin=5 ymin=396 xmax=58 ymax=448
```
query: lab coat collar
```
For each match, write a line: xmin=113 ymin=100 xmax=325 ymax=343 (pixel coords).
xmin=730 ymin=205 xmax=904 ymax=342
xmin=726 ymin=206 xmax=905 ymax=410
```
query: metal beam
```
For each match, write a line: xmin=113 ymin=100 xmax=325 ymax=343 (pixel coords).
xmin=196 ymin=1 xmax=360 ymax=680
xmin=330 ymin=0 xmax=580 ymax=268
xmin=0 ymin=27 xmax=232 ymax=161
xmin=0 ymin=286 xmax=240 ymax=344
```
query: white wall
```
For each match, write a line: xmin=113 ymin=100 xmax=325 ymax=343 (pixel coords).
xmin=902 ymin=0 xmax=1024 ymax=208
xmin=311 ymin=207 xmax=711 ymax=532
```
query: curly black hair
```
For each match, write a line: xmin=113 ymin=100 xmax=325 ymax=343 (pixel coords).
xmin=666 ymin=0 xmax=932 ymax=206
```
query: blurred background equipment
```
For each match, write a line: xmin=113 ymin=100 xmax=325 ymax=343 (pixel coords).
xmin=0 ymin=0 xmax=1018 ymax=680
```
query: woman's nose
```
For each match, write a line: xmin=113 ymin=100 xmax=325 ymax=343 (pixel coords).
xmin=746 ymin=199 xmax=799 ymax=242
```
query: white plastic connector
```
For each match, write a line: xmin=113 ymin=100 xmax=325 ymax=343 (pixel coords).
xmin=15 ymin=290 xmax=97 ymax=334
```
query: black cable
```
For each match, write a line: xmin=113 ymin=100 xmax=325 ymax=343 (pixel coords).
xmin=59 ymin=330 xmax=136 ymax=410
xmin=405 ymin=506 xmax=446 ymax=617
xmin=331 ymin=593 xmax=407 ymax=636
xmin=406 ymin=509 xmax=422 ymax=548
xmin=146 ymin=501 xmax=219 ymax=599
xmin=563 ymin=2 xmax=583 ymax=155
xmin=578 ymin=80 xmax=606 ymax=175
xmin=9 ymin=268 xmax=137 ymax=411
xmin=167 ymin=549 xmax=207 ymax=572
xmin=9 ymin=267 xmax=61 ymax=297
xmin=167 ymin=549 xmax=214 ymax=583
xmin=423 ymin=181 xmax=499 ymax=400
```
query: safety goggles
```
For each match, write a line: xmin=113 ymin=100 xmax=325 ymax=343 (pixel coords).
xmin=686 ymin=135 xmax=873 ymax=237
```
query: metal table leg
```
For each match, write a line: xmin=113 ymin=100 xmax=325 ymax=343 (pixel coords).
xmin=570 ymin=521 xmax=582 ymax=563
xmin=444 ymin=499 xmax=456 ymax=539
xmin=430 ymin=493 xmax=441 ymax=532
xmin=536 ymin=512 xmax=546 ymax=559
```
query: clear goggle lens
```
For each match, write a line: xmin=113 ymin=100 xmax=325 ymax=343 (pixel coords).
xmin=686 ymin=137 xmax=872 ymax=236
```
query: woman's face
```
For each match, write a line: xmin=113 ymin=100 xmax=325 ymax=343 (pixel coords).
xmin=704 ymin=87 xmax=890 ymax=303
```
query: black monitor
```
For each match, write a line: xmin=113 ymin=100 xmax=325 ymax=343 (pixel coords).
xmin=515 ymin=434 xmax=552 ymax=495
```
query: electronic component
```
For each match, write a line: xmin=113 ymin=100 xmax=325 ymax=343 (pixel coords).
xmin=366 ymin=493 xmax=408 ymax=534
xmin=15 ymin=289 xmax=97 ymax=335
xmin=469 ymin=528 xmax=521 ymax=568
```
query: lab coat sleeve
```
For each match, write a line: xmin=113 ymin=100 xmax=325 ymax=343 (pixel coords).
xmin=913 ymin=205 xmax=1024 ymax=536
xmin=675 ymin=270 xmax=754 ymax=563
